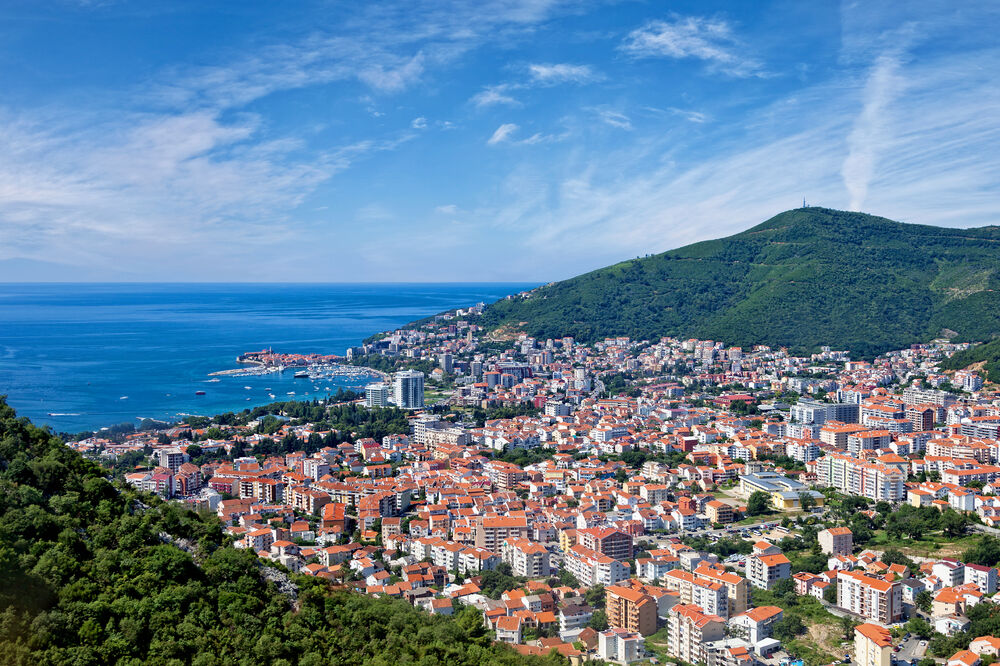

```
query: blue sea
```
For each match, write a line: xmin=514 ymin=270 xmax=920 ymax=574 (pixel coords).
xmin=0 ymin=283 xmax=534 ymax=433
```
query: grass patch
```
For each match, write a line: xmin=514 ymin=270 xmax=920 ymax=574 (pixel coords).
xmin=787 ymin=638 xmax=840 ymax=666
xmin=868 ymin=530 xmax=981 ymax=558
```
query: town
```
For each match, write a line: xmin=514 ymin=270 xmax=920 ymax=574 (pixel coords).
xmin=69 ymin=300 xmax=1000 ymax=666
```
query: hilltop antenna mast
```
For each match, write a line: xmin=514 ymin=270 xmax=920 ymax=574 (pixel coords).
xmin=802 ymin=197 xmax=807 ymax=208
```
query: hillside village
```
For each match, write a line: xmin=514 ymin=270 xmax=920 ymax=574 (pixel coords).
xmin=69 ymin=304 xmax=1000 ymax=666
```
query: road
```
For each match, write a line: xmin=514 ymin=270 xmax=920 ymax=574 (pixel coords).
xmin=897 ymin=635 xmax=928 ymax=665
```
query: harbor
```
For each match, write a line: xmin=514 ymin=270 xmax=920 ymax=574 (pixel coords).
xmin=209 ymin=349 xmax=387 ymax=383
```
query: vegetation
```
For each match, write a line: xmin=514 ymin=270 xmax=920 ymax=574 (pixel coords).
xmin=884 ymin=504 xmax=971 ymax=540
xmin=343 ymin=352 xmax=437 ymax=375
xmin=470 ymin=404 xmax=541 ymax=427
xmin=746 ymin=491 xmax=773 ymax=516
xmin=930 ymin=601 xmax=1000 ymax=657
xmin=480 ymin=208 xmax=1000 ymax=357
xmin=940 ymin=338 xmax=1000 ymax=383
xmin=753 ymin=581 xmax=840 ymax=666
xmin=0 ymin=398 xmax=557 ymax=665
xmin=964 ymin=536 xmax=1000 ymax=567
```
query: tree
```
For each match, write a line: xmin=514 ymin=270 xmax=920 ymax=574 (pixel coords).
xmin=941 ymin=509 xmax=969 ymax=537
xmin=880 ymin=549 xmax=917 ymax=571
xmin=772 ymin=577 xmax=796 ymax=600
xmin=833 ymin=618 xmax=856 ymax=643
xmin=747 ymin=491 xmax=772 ymax=516
xmin=915 ymin=590 xmax=933 ymax=613
xmin=773 ymin=615 xmax=805 ymax=642
xmin=823 ymin=581 xmax=837 ymax=604
xmin=906 ymin=616 xmax=933 ymax=640
xmin=588 ymin=610 xmax=608 ymax=631
xmin=965 ymin=536 xmax=1000 ymax=567
xmin=799 ymin=492 xmax=815 ymax=511
xmin=557 ymin=568 xmax=580 ymax=588
xmin=585 ymin=584 xmax=606 ymax=609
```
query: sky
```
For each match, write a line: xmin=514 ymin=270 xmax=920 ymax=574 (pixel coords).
xmin=1 ymin=0 xmax=999 ymax=282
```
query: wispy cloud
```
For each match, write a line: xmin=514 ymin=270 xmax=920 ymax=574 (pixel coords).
xmin=592 ymin=109 xmax=632 ymax=130
xmin=487 ymin=121 xmax=568 ymax=146
xmin=472 ymin=62 xmax=599 ymax=108
xmin=527 ymin=63 xmax=601 ymax=84
xmin=841 ymin=52 xmax=904 ymax=211
xmin=471 ymin=84 xmax=522 ymax=108
xmin=0 ymin=0 xmax=579 ymax=277
xmin=470 ymin=46 xmax=1000 ymax=279
xmin=621 ymin=15 xmax=767 ymax=78
xmin=667 ymin=107 xmax=709 ymax=123
xmin=488 ymin=123 xmax=521 ymax=145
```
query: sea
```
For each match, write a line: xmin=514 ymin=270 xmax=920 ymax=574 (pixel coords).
xmin=0 ymin=283 xmax=535 ymax=434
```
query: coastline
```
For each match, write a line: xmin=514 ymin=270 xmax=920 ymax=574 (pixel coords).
xmin=2 ymin=282 xmax=532 ymax=432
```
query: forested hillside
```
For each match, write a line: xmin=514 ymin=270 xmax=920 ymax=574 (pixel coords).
xmin=481 ymin=208 xmax=1000 ymax=357
xmin=0 ymin=398 xmax=559 ymax=665
xmin=939 ymin=338 xmax=1000 ymax=383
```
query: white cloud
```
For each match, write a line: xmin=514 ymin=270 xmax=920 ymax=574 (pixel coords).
xmin=488 ymin=123 xmax=520 ymax=145
xmin=667 ymin=107 xmax=709 ymax=123
xmin=411 ymin=116 xmax=428 ymax=129
xmin=527 ymin=62 xmax=601 ymax=84
xmin=621 ymin=15 xmax=766 ymax=78
xmin=470 ymin=45 xmax=1000 ymax=279
xmin=487 ymin=122 xmax=568 ymax=146
xmin=472 ymin=63 xmax=599 ymax=109
xmin=594 ymin=109 xmax=632 ymax=130
xmin=841 ymin=52 xmax=904 ymax=211
xmin=471 ymin=85 xmax=521 ymax=108
xmin=435 ymin=204 xmax=460 ymax=214
xmin=0 ymin=106 xmax=417 ymax=273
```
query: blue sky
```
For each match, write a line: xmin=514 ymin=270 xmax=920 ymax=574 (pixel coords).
xmin=2 ymin=0 xmax=999 ymax=282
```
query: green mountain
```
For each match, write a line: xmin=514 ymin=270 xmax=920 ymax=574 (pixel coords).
xmin=482 ymin=208 xmax=1000 ymax=357
xmin=939 ymin=338 xmax=1000 ymax=383
xmin=0 ymin=398 xmax=558 ymax=666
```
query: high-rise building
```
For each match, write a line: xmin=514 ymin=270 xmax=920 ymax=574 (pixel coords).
xmin=393 ymin=370 xmax=425 ymax=409
xmin=365 ymin=383 xmax=390 ymax=408
xmin=440 ymin=352 xmax=453 ymax=374
xmin=837 ymin=570 xmax=902 ymax=624
xmin=158 ymin=448 xmax=189 ymax=474
xmin=606 ymin=585 xmax=657 ymax=636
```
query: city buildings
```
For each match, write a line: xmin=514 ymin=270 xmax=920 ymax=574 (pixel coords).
xmin=818 ymin=527 xmax=853 ymax=556
xmin=837 ymin=570 xmax=903 ymax=624
xmin=747 ymin=552 xmax=791 ymax=590
xmin=605 ymin=585 xmax=658 ymax=636
xmin=365 ymin=383 xmax=390 ymax=408
xmin=393 ymin=370 xmax=425 ymax=409
xmin=855 ymin=623 xmax=893 ymax=666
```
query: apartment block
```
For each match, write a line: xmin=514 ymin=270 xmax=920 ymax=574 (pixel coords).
xmin=606 ymin=585 xmax=658 ymax=636
xmin=501 ymin=538 xmax=550 ymax=578
xmin=666 ymin=603 xmax=726 ymax=664
xmin=747 ymin=552 xmax=791 ymax=590
xmin=818 ymin=527 xmax=853 ymax=556
xmin=837 ymin=570 xmax=903 ymax=625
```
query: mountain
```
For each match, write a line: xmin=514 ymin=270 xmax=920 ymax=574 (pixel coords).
xmin=939 ymin=338 xmax=1000 ymax=383
xmin=0 ymin=398 xmax=556 ymax=665
xmin=481 ymin=208 xmax=1000 ymax=357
